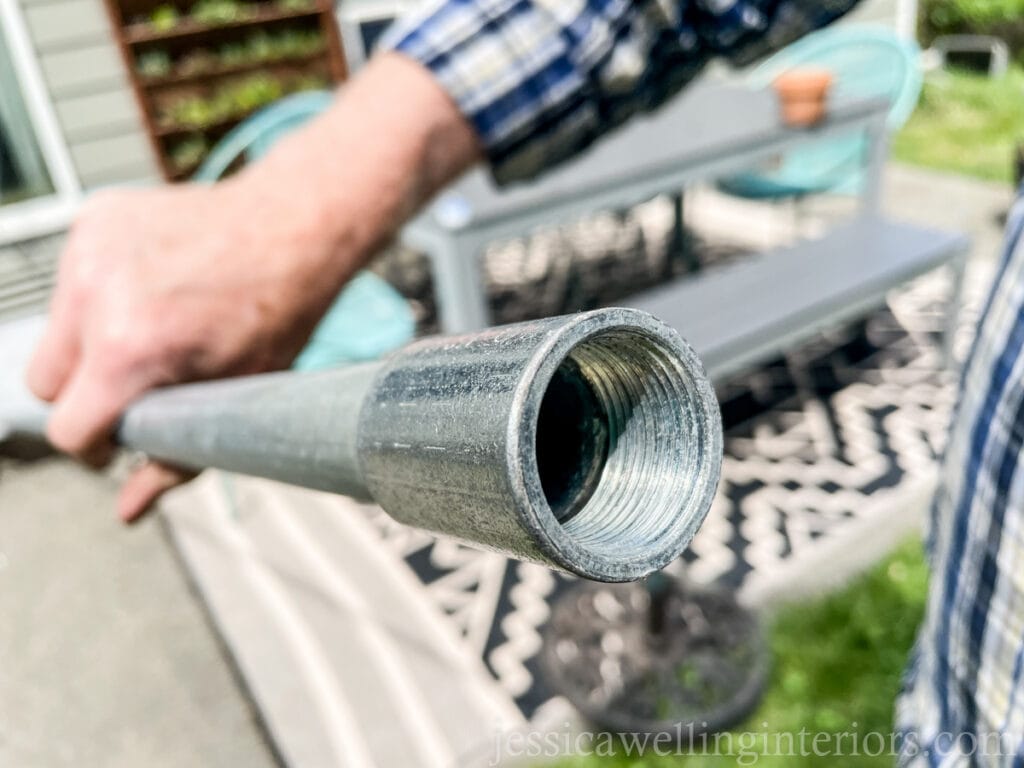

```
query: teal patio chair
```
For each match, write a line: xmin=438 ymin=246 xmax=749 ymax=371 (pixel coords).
xmin=193 ymin=90 xmax=415 ymax=370
xmin=717 ymin=26 xmax=922 ymax=201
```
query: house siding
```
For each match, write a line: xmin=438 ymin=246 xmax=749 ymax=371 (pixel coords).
xmin=17 ymin=0 xmax=160 ymax=189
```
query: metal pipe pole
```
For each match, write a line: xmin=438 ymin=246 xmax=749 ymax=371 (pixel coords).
xmin=7 ymin=308 xmax=723 ymax=582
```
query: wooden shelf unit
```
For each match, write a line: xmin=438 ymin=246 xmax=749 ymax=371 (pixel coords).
xmin=101 ymin=0 xmax=347 ymax=181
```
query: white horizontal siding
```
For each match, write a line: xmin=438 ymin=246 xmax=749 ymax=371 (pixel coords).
xmin=22 ymin=0 xmax=109 ymax=51
xmin=71 ymin=132 xmax=158 ymax=186
xmin=17 ymin=0 xmax=158 ymax=188
xmin=55 ymin=89 xmax=141 ymax=141
xmin=37 ymin=41 xmax=126 ymax=99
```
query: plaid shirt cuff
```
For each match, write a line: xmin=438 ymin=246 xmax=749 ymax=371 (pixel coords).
xmin=383 ymin=0 xmax=860 ymax=185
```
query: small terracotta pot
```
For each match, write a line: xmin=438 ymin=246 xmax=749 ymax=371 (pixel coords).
xmin=772 ymin=68 xmax=834 ymax=127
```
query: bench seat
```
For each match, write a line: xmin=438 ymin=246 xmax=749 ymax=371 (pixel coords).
xmin=626 ymin=216 xmax=970 ymax=382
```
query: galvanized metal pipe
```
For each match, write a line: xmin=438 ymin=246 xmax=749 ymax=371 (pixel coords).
xmin=16 ymin=309 xmax=723 ymax=581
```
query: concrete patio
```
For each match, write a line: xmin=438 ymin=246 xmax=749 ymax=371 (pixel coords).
xmin=0 ymin=457 xmax=278 ymax=768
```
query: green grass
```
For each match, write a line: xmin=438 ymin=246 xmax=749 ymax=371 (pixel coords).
xmin=892 ymin=65 xmax=1024 ymax=183
xmin=545 ymin=539 xmax=929 ymax=767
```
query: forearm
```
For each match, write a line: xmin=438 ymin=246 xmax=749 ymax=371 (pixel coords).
xmin=224 ymin=53 xmax=482 ymax=291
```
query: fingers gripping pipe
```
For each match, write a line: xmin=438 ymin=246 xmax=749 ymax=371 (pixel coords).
xmin=95 ymin=309 xmax=722 ymax=581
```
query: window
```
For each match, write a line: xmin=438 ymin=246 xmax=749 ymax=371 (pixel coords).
xmin=0 ymin=39 xmax=55 ymax=206
xmin=0 ymin=0 xmax=80 ymax=243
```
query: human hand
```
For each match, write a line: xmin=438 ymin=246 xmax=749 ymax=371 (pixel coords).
xmin=27 ymin=181 xmax=354 ymax=521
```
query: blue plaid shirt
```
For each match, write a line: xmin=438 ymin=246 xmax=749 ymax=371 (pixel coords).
xmin=383 ymin=0 xmax=862 ymax=184
xmin=895 ymin=193 xmax=1024 ymax=767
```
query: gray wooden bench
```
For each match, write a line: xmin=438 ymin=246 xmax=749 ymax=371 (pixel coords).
xmin=626 ymin=215 xmax=970 ymax=383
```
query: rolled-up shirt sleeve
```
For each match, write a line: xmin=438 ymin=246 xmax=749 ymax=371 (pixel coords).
xmin=381 ymin=0 xmax=861 ymax=185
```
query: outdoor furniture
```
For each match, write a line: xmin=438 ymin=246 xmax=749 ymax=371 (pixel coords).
xmin=626 ymin=216 xmax=969 ymax=382
xmin=195 ymin=91 xmax=415 ymax=369
xmin=717 ymin=26 xmax=923 ymax=201
xmin=403 ymin=83 xmax=896 ymax=332
xmin=403 ymin=80 xmax=966 ymax=381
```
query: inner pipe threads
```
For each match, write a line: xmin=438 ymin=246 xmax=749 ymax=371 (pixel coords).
xmin=534 ymin=327 xmax=717 ymax=571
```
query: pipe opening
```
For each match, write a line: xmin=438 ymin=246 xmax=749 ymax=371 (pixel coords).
xmin=536 ymin=358 xmax=610 ymax=524
xmin=535 ymin=328 xmax=712 ymax=566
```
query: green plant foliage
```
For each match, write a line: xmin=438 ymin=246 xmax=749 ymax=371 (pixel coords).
xmin=247 ymin=30 xmax=275 ymax=61
xmin=177 ymin=48 xmax=220 ymax=76
xmin=218 ymin=42 xmax=249 ymax=67
xmin=230 ymin=73 xmax=285 ymax=111
xmin=190 ymin=0 xmax=257 ymax=25
xmin=137 ymin=49 xmax=173 ymax=78
xmin=242 ymin=29 xmax=325 ymax=62
xmin=893 ymin=66 xmax=1024 ymax=183
xmin=158 ymin=71 xmax=329 ymax=130
xmin=924 ymin=0 xmax=1024 ymax=32
xmin=145 ymin=31 xmax=324 ymax=82
xmin=143 ymin=0 xmax=317 ymax=33
xmin=169 ymin=135 xmax=209 ymax=171
xmin=544 ymin=539 xmax=929 ymax=767
xmin=148 ymin=4 xmax=180 ymax=31
xmin=275 ymin=0 xmax=316 ymax=12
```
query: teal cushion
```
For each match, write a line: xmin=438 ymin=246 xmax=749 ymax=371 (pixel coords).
xmin=292 ymin=272 xmax=415 ymax=370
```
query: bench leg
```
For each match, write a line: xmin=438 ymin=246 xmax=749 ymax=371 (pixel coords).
xmin=670 ymin=191 xmax=701 ymax=275
xmin=944 ymin=247 xmax=969 ymax=369
xmin=427 ymin=231 xmax=492 ymax=334
xmin=860 ymin=114 xmax=889 ymax=218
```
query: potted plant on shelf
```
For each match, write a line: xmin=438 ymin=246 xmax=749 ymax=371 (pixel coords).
xmin=190 ymin=0 xmax=257 ymax=26
xmin=137 ymin=49 xmax=172 ymax=78
xmin=169 ymin=135 xmax=209 ymax=172
xmin=147 ymin=4 xmax=180 ymax=32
